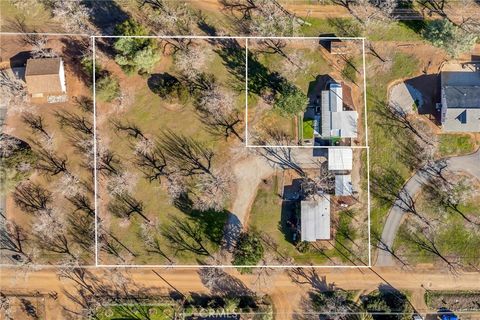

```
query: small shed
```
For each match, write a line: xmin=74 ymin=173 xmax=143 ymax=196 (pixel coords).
xmin=328 ymin=148 xmax=353 ymax=171
xmin=301 ymin=195 xmax=331 ymax=242
xmin=25 ymin=57 xmax=66 ymax=97
xmin=335 ymin=174 xmax=353 ymax=196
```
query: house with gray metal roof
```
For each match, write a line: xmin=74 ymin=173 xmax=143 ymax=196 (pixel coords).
xmin=300 ymin=195 xmax=331 ymax=242
xmin=440 ymin=68 xmax=480 ymax=132
xmin=319 ymin=82 xmax=358 ymax=139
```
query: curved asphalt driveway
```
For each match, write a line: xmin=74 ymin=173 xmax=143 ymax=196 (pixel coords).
xmin=376 ymin=148 xmax=480 ymax=266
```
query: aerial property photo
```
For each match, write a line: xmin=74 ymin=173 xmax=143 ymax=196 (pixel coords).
xmin=1 ymin=0 xmax=480 ymax=320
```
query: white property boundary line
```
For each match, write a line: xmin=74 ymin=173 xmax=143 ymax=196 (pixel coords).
xmin=0 ymin=33 xmax=372 ymax=269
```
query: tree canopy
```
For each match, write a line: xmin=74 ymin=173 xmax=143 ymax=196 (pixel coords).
xmin=274 ymin=84 xmax=308 ymax=116
xmin=232 ymin=232 xmax=264 ymax=272
xmin=423 ymin=20 xmax=477 ymax=57
xmin=113 ymin=19 xmax=160 ymax=74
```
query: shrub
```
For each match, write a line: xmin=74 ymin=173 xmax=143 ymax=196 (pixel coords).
xmin=232 ymin=232 xmax=264 ymax=273
xmin=96 ymin=75 xmax=120 ymax=102
xmin=0 ymin=136 xmax=36 ymax=193
xmin=148 ymin=73 xmax=189 ymax=104
xmin=423 ymin=20 xmax=477 ymax=57
xmin=114 ymin=19 xmax=160 ymax=74
xmin=274 ymin=84 xmax=308 ymax=116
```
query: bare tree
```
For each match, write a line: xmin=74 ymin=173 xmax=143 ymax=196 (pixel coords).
xmin=401 ymin=221 xmax=460 ymax=272
xmin=0 ymin=219 xmax=32 ymax=263
xmin=32 ymin=210 xmax=76 ymax=259
xmin=198 ymin=110 xmax=244 ymax=142
xmin=0 ymin=70 xmax=28 ymax=105
xmin=139 ymin=0 xmax=194 ymax=51
xmin=0 ymin=134 xmax=21 ymax=158
xmin=67 ymin=193 xmax=94 ymax=217
xmin=108 ymin=193 xmax=150 ymax=222
xmin=133 ymin=138 xmax=168 ymax=183
xmin=34 ymin=145 xmax=69 ymax=176
xmin=161 ymin=215 xmax=212 ymax=257
xmin=13 ymin=181 xmax=52 ymax=214
xmin=55 ymin=110 xmax=93 ymax=136
xmin=221 ymin=0 xmax=301 ymax=36
xmin=139 ymin=220 xmax=174 ymax=264
xmin=174 ymin=45 xmax=210 ymax=80
xmin=301 ymin=163 xmax=335 ymax=197
xmin=189 ymin=168 xmax=232 ymax=212
xmin=160 ymin=131 xmax=214 ymax=176
xmin=50 ymin=0 xmax=93 ymax=34
xmin=21 ymin=113 xmax=51 ymax=140
xmin=106 ymin=171 xmax=138 ymax=197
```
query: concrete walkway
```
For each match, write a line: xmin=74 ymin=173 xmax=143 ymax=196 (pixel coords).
xmin=376 ymin=148 xmax=480 ymax=266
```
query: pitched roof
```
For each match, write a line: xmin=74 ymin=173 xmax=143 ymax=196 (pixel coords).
xmin=328 ymin=148 xmax=353 ymax=171
xmin=25 ymin=58 xmax=65 ymax=95
xmin=443 ymin=85 xmax=480 ymax=109
xmin=301 ymin=196 xmax=331 ymax=242
xmin=26 ymin=58 xmax=61 ymax=76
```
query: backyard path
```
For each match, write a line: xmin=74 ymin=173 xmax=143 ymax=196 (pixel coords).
xmin=376 ymin=148 xmax=480 ymax=266
xmin=222 ymin=154 xmax=275 ymax=255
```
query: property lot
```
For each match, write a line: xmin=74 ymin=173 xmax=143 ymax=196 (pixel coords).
xmin=94 ymin=36 xmax=247 ymax=265
xmin=248 ymin=147 xmax=370 ymax=266
xmin=246 ymin=38 xmax=366 ymax=148
xmin=0 ymin=34 xmax=94 ymax=265
xmin=94 ymin=33 xmax=371 ymax=267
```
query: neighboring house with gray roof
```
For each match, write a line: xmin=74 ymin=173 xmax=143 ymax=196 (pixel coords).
xmin=440 ymin=68 xmax=480 ymax=132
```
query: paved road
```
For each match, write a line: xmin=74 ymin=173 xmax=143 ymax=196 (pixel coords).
xmin=376 ymin=149 xmax=480 ymax=266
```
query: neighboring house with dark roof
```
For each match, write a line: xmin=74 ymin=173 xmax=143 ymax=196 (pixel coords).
xmin=25 ymin=57 xmax=66 ymax=98
xmin=440 ymin=68 xmax=480 ymax=132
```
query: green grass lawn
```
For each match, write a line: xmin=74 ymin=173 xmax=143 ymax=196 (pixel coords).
xmin=438 ymin=134 xmax=477 ymax=157
xmin=303 ymin=118 xmax=315 ymax=140
xmin=395 ymin=191 xmax=480 ymax=266
xmin=367 ymin=52 xmax=421 ymax=238
xmin=249 ymin=175 xmax=367 ymax=265
xmin=96 ymin=304 xmax=176 ymax=320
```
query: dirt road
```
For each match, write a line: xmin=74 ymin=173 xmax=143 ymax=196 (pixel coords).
xmin=2 ymin=266 xmax=480 ymax=319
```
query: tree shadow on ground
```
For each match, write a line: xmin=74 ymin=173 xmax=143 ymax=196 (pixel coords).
xmin=173 ymin=195 xmax=230 ymax=245
xmin=83 ymin=0 xmax=129 ymax=35
xmin=213 ymin=38 xmax=288 ymax=96
xmin=197 ymin=268 xmax=254 ymax=298
xmin=147 ymin=73 xmax=181 ymax=96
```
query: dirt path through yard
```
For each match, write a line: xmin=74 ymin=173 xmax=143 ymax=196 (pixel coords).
xmin=222 ymin=154 xmax=275 ymax=256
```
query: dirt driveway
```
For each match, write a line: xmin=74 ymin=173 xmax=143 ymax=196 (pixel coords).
xmin=222 ymin=154 xmax=275 ymax=255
